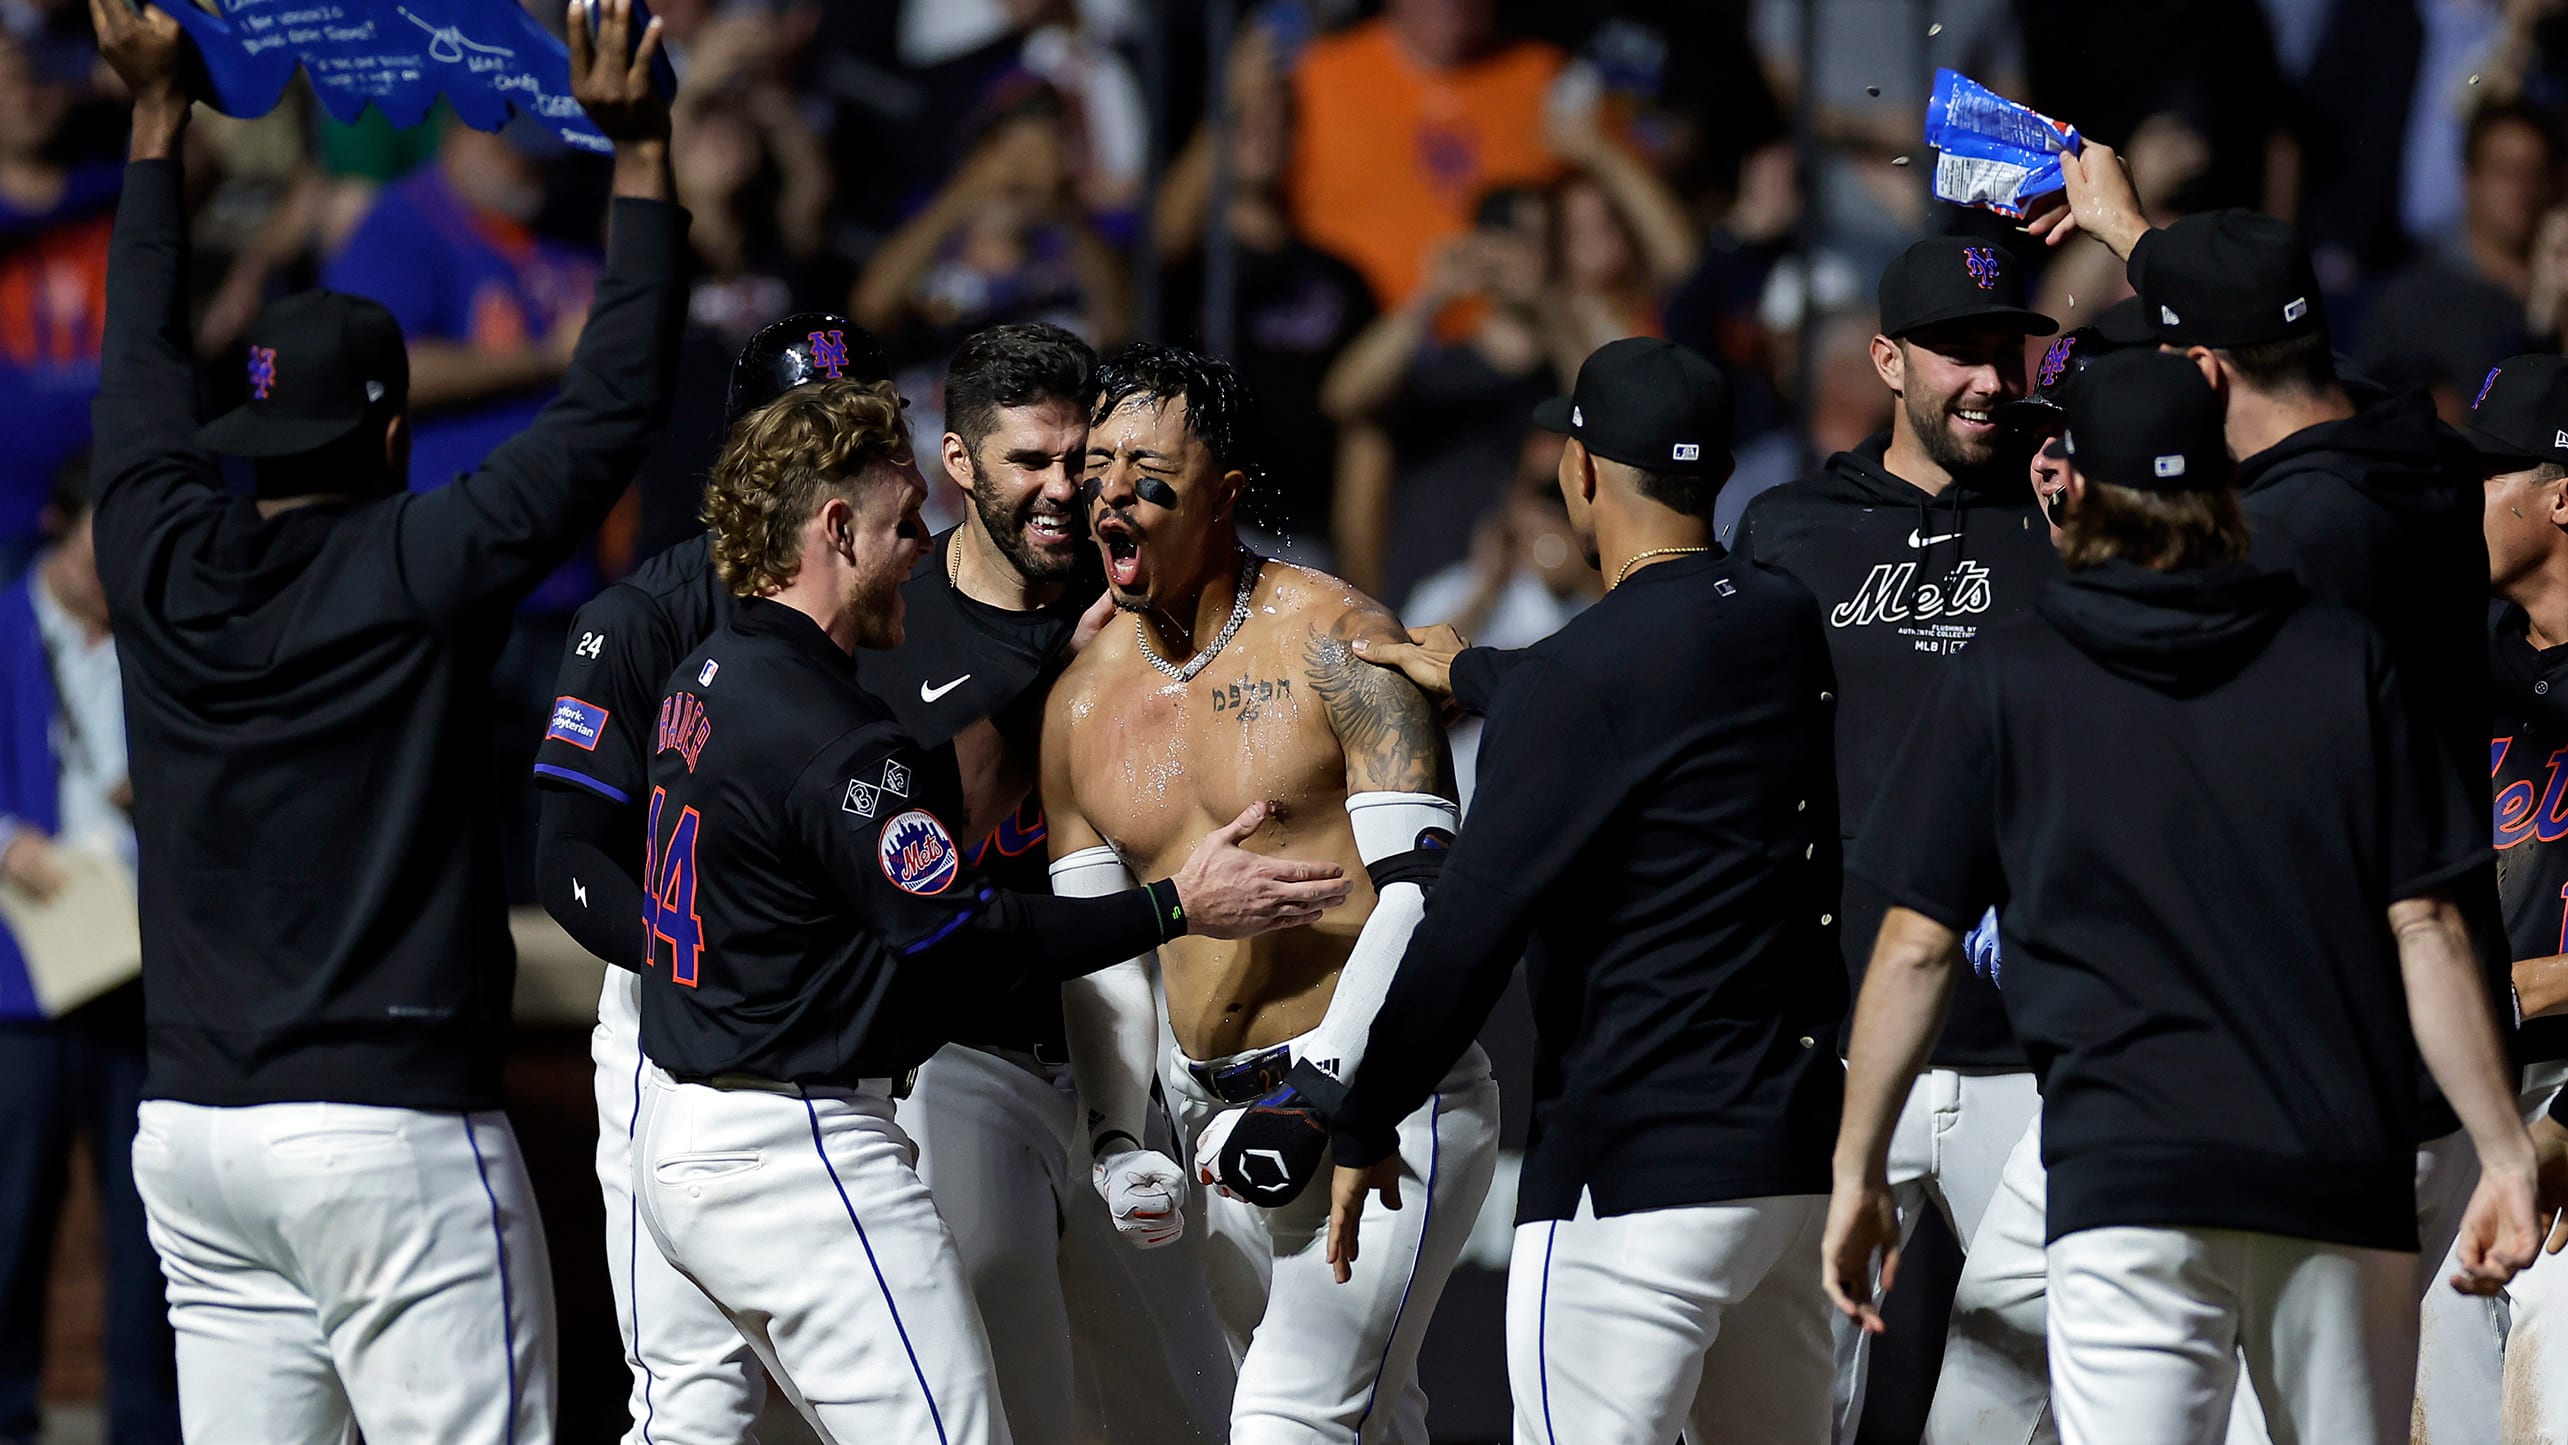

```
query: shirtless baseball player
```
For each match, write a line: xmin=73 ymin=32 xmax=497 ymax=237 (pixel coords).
xmin=1041 ymin=344 xmax=1500 ymax=1444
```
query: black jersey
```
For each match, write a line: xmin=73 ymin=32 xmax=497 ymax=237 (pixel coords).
xmin=636 ymin=597 xmax=1168 ymax=1086
xmin=2491 ymin=604 xmax=2568 ymax=1070
xmin=851 ymin=534 xmax=1100 ymax=1053
xmin=536 ymin=534 xmax=731 ymax=812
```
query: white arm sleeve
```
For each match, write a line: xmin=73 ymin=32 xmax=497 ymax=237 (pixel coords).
xmin=1292 ymin=791 xmax=1460 ymax=1093
xmin=1053 ymin=845 xmax=1162 ymax=1157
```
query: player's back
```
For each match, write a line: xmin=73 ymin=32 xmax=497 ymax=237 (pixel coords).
xmin=1048 ymin=559 xmax=1411 ymax=1058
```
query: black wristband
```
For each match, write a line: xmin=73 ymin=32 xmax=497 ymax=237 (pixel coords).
xmin=1144 ymin=878 xmax=1187 ymax=942
xmin=1092 ymin=1129 xmax=1142 ymax=1157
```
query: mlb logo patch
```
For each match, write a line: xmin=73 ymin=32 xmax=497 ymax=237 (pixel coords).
xmin=1672 ymin=442 xmax=1701 ymax=462
xmin=843 ymin=779 xmax=880 ymax=818
xmin=2154 ymin=454 xmax=2187 ymax=478
xmin=879 ymin=810 xmax=961 ymax=896
xmin=698 ymin=659 xmax=719 ymax=686
xmin=544 ymin=696 xmax=609 ymax=750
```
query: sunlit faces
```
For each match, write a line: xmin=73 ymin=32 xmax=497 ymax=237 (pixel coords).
xmin=845 ymin=455 xmax=932 ymax=650
xmin=1083 ymin=393 xmax=1238 ymax=612
xmin=2483 ymin=460 xmax=2568 ymax=593
xmin=951 ymin=396 xmax=1089 ymax=583
xmin=1887 ymin=321 xmax=2032 ymax=476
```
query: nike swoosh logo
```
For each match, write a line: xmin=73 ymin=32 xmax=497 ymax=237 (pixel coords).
xmin=1907 ymin=529 xmax=1963 ymax=548
xmin=920 ymin=674 xmax=973 ymax=702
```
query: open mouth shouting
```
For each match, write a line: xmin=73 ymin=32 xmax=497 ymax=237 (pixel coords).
xmin=1095 ymin=509 xmax=1148 ymax=594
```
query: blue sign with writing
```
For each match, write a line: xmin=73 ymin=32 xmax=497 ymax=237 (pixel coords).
xmin=155 ymin=0 xmax=671 ymax=154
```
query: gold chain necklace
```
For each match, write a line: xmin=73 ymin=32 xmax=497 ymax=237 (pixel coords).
xmin=1611 ymin=546 xmax=1712 ymax=589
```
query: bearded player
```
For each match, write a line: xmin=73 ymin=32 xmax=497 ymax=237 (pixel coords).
xmin=1041 ymin=344 xmax=1500 ymax=1444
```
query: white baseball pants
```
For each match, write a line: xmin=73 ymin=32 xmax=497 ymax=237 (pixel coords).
xmin=2046 ymin=1225 xmax=2415 ymax=1445
xmin=636 ymin=1065 xmax=1004 ymax=1445
xmin=592 ymin=970 xmax=765 ymax=1444
xmin=1168 ymin=1040 xmax=1499 ymax=1445
xmin=131 ymin=1098 xmax=557 ymax=1444
xmin=906 ymin=1041 xmax=1232 ymax=1445
xmin=1831 ymin=1066 xmax=2041 ymax=1443
xmin=1509 ymin=1191 xmax=1832 ymax=1445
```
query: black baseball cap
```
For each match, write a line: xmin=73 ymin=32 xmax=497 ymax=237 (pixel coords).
xmin=1531 ymin=337 xmax=1732 ymax=476
xmin=727 ymin=313 xmax=890 ymax=426
xmin=1878 ymin=237 xmax=2057 ymax=340
xmin=1995 ymin=297 xmax=2152 ymax=433
xmin=2129 ymin=209 xmax=2324 ymax=350
xmin=197 ymin=291 xmax=408 ymax=459
xmin=2060 ymin=349 xmax=2230 ymax=494
xmin=2461 ymin=354 xmax=2568 ymax=468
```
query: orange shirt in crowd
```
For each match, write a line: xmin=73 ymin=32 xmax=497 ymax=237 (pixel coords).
xmin=1287 ymin=19 xmax=1567 ymax=309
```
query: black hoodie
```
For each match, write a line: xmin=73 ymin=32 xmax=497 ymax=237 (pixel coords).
xmin=1854 ymin=561 xmax=2486 ymax=1250
xmin=90 ymin=161 xmax=687 ymax=1110
xmin=1736 ymin=436 xmax=2058 ymax=1066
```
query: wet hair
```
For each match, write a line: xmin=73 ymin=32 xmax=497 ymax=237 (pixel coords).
xmin=703 ymin=379 xmax=910 ymax=597
xmin=2058 ymin=480 xmax=2252 ymax=572
xmin=946 ymin=323 xmax=1096 ymax=457
xmin=1089 ymin=342 xmax=1261 ymax=487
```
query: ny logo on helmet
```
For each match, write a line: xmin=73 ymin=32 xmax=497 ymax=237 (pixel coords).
xmin=808 ymin=329 xmax=851 ymax=380
xmin=249 ymin=346 xmax=278 ymax=400
xmin=1963 ymin=247 xmax=2001 ymax=292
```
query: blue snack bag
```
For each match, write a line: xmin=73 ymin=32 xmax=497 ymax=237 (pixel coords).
xmin=1924 ymin=68 xmax=2081 ymax=220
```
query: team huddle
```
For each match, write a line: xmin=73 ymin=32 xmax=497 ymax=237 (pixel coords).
xmin=66 ymin=3 xmax=2568 ymax=1444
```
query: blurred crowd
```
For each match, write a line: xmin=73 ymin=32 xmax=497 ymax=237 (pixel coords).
xmin=11 ymin=0 xmax=2568 ymax=849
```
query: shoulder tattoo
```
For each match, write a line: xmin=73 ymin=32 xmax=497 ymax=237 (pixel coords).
xmin=1304 ymin=611 xmax=1445 ymax=795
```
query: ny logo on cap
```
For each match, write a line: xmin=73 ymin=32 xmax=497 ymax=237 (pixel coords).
xmin=808 ymin=329 xmax=851 ymax=380
xmin=2477 ymin=367 xmax=2504 ymax=410
xmin=2036 ymin=335 xmax=2078 ymax=390
xmin=248 ymin=346 xmax=277 ymax=401
xmin=1963 ymin=246 xmax=2000 ymax=291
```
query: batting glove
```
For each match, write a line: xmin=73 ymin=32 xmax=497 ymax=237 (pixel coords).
xmin=1093 ymin=1146 xmax=1188 ymax=1249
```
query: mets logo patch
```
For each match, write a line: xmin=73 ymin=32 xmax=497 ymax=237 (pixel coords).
xmin=880 ymin=809 xmax=961 ymax=896
xmin=545 ymin=696 xmax=609 ymax=750
xmin=2477 ymin=366 xmax=2504 ymax=411
xmin=808 ymin=329 xmax=851 ymax=379
xmin=248 ymin=346 xmax=278 ymax=400
xmin=1963 ymin=246 xmax=2001 ymax=291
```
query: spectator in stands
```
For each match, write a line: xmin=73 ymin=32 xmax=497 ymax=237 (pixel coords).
xmin=1321 ymin=184 xmax=1565 ymax=603
xmin=851 ymin=83 xmax=1130 ymax=362
xmin=0 ymin=461 xmax=176 ymax=1445
xmin=0 ymin=30 xmax=117 ymax=570
xmin=2363 ymin=100 xmax=2565 ymax=417
xmin=1154 ymin=20 xmax=1376 ymax=565
xmin=321 ymin=115 xmax=601 ymax=592
xmin=1540 ymin=76 xmax=1701 ymax=374
xmin=1287 ymin=0 xmax=1565 ymax=308
xmin=1399 ymin=427 xmax=1598 ymax=806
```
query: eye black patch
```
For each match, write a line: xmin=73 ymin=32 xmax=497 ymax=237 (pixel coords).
xmin=1136 ymin=478 xmax=1179 ymax=509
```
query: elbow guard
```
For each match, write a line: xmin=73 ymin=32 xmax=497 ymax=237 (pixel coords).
xmin=1348 ymin=791 xmax=1458 ymax=895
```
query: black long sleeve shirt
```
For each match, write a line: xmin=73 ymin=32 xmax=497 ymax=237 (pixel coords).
xmin=1330 ymin=550 xmax=1848 ymax=1220
xmin=92 ymin=159 xmax=686 ymax=1109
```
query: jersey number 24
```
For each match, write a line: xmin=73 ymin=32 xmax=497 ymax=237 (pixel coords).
xmin=645 ymin=787 xmax=705 ymax=987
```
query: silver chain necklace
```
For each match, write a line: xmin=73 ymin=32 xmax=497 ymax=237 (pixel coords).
xmin=1136 ymin=553 xmax=1261 ymax=682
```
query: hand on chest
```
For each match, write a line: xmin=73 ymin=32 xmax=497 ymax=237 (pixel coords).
xmin=1080 ymin=647 xmax=1344 ymax=866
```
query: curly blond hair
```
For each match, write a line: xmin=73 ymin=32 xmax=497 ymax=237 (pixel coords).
xmin=703 ymin=379 xmax=911 ymax=597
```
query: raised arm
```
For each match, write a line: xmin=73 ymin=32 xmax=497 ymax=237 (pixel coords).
xmin=85 ymin=0 xmax=224 ymax=593
xmin=394 ymin=0 xmax=682 ymax=617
